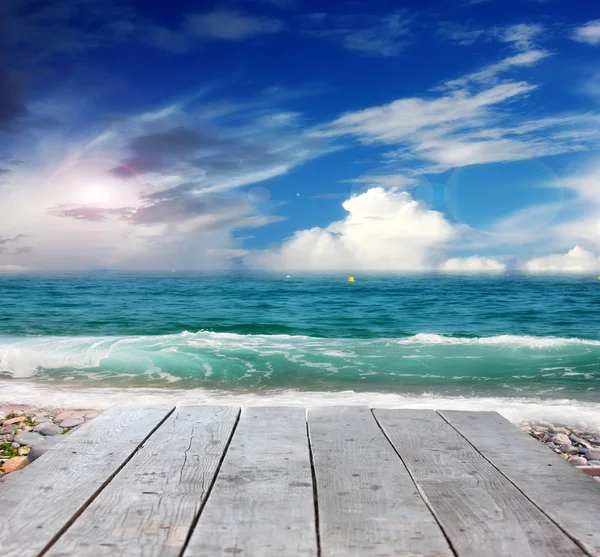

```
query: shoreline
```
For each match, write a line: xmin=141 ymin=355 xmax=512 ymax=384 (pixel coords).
xmin=2 ymin=381 xmax=600 ymax=429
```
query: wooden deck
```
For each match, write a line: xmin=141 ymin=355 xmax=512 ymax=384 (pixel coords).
xmin=1 ymin=406 xmax=599 ymax=557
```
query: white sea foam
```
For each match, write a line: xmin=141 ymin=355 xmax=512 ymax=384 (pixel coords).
xmin=395 ymin=333 xmax=600 ymax=348
xmin=1 ymin=381 xmax=599 ymax=428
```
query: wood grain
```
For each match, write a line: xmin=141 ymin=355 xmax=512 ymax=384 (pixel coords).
xmin=440 ymin=410 xmax=600 ymax=557
xmin=183 ymin=406 xmax=317 ymax=557
xmin=0 ymin=405 xmax=174 ymax=557
xmin=374 ymin=409 xmax=586 ymax=557
xmin=308 ymin=406 xmax=453 ymax=557
xmin=44 ymin=406 xmax=239 ymax=557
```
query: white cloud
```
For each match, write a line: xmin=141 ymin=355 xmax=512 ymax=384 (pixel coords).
xmin=327 ymin=82 xmax=534 ymax=144
xmin=246 ymin=187 xmax=456 ymax=270
xmin=441 ymin=256 xmax=506 ymax=272
xmin=322 ymin=38 xmax=598 ymax=174
xmin=325 ymin=81 xmax=562 ymax=172
xmin=573 ymin=20 xmax=600 ymax=45
xmin=443 ymin=50 xmax=550 ymax=90
xmin=0 ymin=84 xmax=327 ymax=270
xmin=496 ymin=23 xmax=544 ymax=50
xmin=525 ymin=246 xmax=600 ymax=272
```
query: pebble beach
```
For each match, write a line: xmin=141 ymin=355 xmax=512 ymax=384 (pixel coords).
xmin=0 ymin=405 xmax=102 ymax=479
xmin=518 ymin=420 xmax=600 ymax=482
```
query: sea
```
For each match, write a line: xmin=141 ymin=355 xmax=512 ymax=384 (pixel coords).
xmin=1 ymin=272 xmax=599 ymax=426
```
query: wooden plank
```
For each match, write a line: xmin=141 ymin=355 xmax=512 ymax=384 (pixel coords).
xmin=183 ymin=407 xmax=317 ymax=557
xmin=0 ymin=405 xmax=174 ymax=557
xmin=308 ymin=406 xmax=453 ymax=557
xmin=374 ymin=409 xmax=587 ymax=557
xmin=440 ymin=410 xmax=600 ymax=557
xmin=44 ymin=406 xmax=239 ymax=557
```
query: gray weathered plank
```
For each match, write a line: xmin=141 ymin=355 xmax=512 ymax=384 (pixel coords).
xmin=183 ymin=406 xmax=317 ymax=557
xmin=308 ymin=406 xmax=453 ymax=557
xmin=44 ymin=406 xmax=239 ymax=557
xmin=440 ymin=410 xmax=600 ymax=557
xmin=374 ymin=409 xmax=586 ymax=557
xmin=0 ymin=405 xmax=174 ymax=557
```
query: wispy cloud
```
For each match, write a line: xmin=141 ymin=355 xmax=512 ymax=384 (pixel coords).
xmin=304 ymin=11 xmax=412 ymax=57
xmin=140 ymin=9 xmax=285 ymax=52
xmin=436 ymin=25 xmax=485 ymax=46
xmin=320 ymin=24 xmax=595 ymax=174
xmin=494 ymin=23 xmax=545 ymax=50
xmin=573 ymin=20 xmax=600 ymax=45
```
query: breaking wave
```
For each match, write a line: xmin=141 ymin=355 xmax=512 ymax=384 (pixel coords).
xmin=0 ymin=331 xmax=598 ymax=401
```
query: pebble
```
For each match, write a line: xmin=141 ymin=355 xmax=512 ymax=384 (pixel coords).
xmin=33 ymin=423 xmax=63 ymax=436
xmin=577 ymin=466 xmax=600 ymax=477
xmin=554 ymin=427 xmax=570 ymax=435
xmin=60 ymin=418 xmax=84 ymax=428
xmin=559 ymin=444 xmax=578 ymax=455
xmin=569 ymin=434 xmax=591 ymax=448
xmin=1 ymin=456 xmax=30 ymax=473
xmin=4 ymin=416 xmax=25 ymax=426
xmin=568 ymin=456 xmax=588 ymax=466
xmin=28 ymin=436 xmax=62 ymax=462
xmin=32 ymin=415 xmax=51 ymax=424
xmin=552 ymin=434 xmax=571 ymax=445
xmin=585 ymin=449 xmax=600 ymax=460
xmin=14 ymin=431 xmax=45 ymax=447
xmin=588 ymin=460 xmax=600 ymax=466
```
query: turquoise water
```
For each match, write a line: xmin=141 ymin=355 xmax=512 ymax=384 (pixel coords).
xmin=1 ymin=272 xmax=599 ymax=401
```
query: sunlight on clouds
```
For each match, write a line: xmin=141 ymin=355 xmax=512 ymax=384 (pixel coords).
xmin=246 ymin=187 xmax=456 ymax=270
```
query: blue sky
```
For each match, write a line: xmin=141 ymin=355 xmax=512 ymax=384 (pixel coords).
xmin=2 ymin=0 xmax=600 ymax=271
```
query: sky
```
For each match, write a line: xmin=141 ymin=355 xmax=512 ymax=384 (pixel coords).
xmin=1 ymin=0 xmax=600 ymax=272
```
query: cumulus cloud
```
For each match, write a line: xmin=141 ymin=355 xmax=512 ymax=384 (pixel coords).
xmin=525 ymin=246 xmax=600 ymax=272
xmin=573 ymin=20 xmax=600 ymax=45
xmin=246 ymin=187 xmax=456 ymax=270
xmin=441 ymin=256 xmax=506 ymax=272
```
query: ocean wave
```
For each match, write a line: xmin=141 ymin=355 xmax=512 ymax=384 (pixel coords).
xmin=0 ymin=331 xmax=599 ymax=398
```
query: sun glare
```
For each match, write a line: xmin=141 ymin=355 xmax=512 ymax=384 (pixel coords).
xmin=81 ymin=184 xmax=112 ymax=204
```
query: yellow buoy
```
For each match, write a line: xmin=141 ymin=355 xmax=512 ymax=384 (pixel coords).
xmin=348 ymin=276 xmax=355 ymax=282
